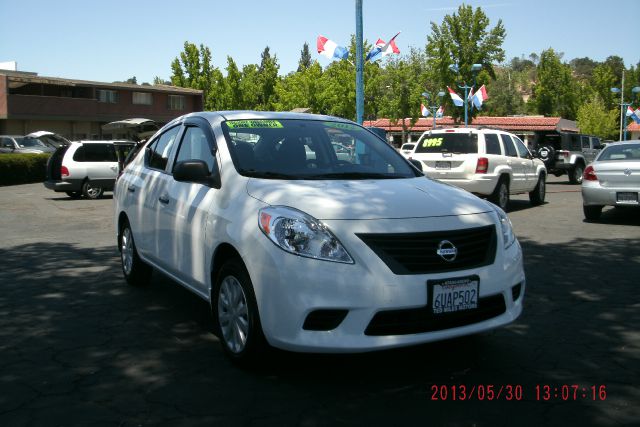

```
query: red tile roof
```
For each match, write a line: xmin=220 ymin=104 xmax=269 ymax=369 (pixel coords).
xmin=364 ymin=116 xmax=574 ymax=132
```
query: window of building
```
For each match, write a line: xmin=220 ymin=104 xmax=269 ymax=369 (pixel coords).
xmin=97 ymin=90 xmax=118 ymax=103
xmin=168 ymin=95 xmax=185 ymax=110
xmin=133 ymin=92 xmax=153 ymax=105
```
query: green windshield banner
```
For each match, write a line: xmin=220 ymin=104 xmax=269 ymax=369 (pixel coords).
xmin=422 ymin=137 xmax=443 ymax=148
xmin=226 ymin=120 xmax=283 ymax=129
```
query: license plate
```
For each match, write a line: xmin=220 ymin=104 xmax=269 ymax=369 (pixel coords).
xmin=430 ymin=276 xmax=479 ymax=314
xmin=616 ymin=192 xmax=638 ymax=203
xmin=435 ymin=161 xmax=451 ymax=170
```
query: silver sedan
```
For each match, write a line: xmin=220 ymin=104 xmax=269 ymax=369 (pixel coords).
xmin=582 ymin=140 xmax=640 ymax=220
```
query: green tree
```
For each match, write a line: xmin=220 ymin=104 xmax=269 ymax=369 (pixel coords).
xmin=484 ymin=65 xmax=526 ymax=116
xmin=426 ymin=4 xmax=506 ymax=122
xmin=569 ymin=57 xmax=599 ymax=80
xmin=170 ymin=41 xmax=225 ymax=110
xmin=239 ymin=64 xmax=261 ymax=110
xmin=258 ymin=47 xmax=280 ymax=110
xmin=589 ymin=63 xmax=618 ymax=110
xmin=274 ymin=62 xmax=324 ymax=112
xmin=297 ymin=42 xmax=312 ymax=72
xmin=224 ymin=56 xmax=243 ymax=109
xmin=531 ymin=48 xmax=578 ymax=119
xmin=577 ymin=95 xmax=619 ymax=140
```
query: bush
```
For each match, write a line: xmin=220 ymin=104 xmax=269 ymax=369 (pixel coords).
xmin=0 ymin=153 xmax=51 ymax=186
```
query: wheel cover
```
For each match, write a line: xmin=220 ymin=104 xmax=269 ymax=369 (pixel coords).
xmin=218 ymin=276 xmax=250 ymax=353
xmin=575 ymin=167 xmax=583 ymax=183
xmin=86 ymin=183 xmax=101 ymax=198
xmin=499 ymin=183 xmax=509 ymax=209
xmin=121 ymin=228 xmax=134 ymax=275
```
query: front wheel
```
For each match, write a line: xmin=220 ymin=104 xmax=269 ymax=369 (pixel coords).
xmin=212 ymin=258 xmax=267 ymax=364
xmin=489 ymin=177 xmax=510 ymax=211
xmin=529 ymin=175 xmax=546 ymax=206
xmin=583 ymin=205 xmax=603 ymax=221
xmin=120 ymin=222 xmax=152 ymax=286
xmin=82 ymin=180 xmax=104 ymax=199
xmin=569 ymin=164 xmax=584 ymax=184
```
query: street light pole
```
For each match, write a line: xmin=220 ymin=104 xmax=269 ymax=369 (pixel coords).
xmin=422 ymin=90 xmax=446 ymax=129
xmin=355 ymin=0 xmax=364 ymax=124
xmin=449 ymin=63 xmax=482 ymax=127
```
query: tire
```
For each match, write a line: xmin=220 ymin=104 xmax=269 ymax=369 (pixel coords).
xmin=569 ymin=163 xmax=584 ymax=185
xmin=537 ymin=145 xmax=555 ymax=169
xmin=82 ymin=180 xmax=104 ymax=199
xmin=212 ymin=257 xmax=267 ymax=364
xmin=489 ymin=177 xmax=510 ymax=211
xmin=529 ymin=174 xmax=546 ymax=206
xmin=119 ymin=221 xmax=152 ymax=286
xmin=583 ymin=205 xmax=603 ymax=221
xmin=65 ymin=191 xmax=82 ymax=199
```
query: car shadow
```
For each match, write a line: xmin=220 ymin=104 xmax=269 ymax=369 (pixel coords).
xmin=1 ymin=239 xmax=638 ymax=425
xmin=583 ymin=206 xmax=640 ymax=226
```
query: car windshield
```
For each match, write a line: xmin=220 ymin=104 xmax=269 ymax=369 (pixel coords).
xmin=15 ymin=137 xmax=46 ymax=148
xmin=414 ymin=133 xmax=478 ymax=154
xmin=221 ymin=119 xmax=419 ymax=180
xmin=401 ymin=144 xmax=415 ymax=150
xmin=597 ymin=143 xmax=640 ymax=161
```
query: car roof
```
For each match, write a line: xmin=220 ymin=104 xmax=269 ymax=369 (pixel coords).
xmin=163 ymin=110 xmax=355 ymax=129
xmin=73 ymin=140 xmax=135 ymax=145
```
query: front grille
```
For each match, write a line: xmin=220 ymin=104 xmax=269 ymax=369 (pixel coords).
xmin=365 ymin=294 xmax=506 ymax=336
xmin=357 ymin=225 xmax=497 ymax=275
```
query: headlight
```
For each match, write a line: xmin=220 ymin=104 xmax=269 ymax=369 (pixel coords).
xmin=491 ymin=204 xmax=516 ymax=249
xmin=258 ymin=206 xmax=354 ymax=264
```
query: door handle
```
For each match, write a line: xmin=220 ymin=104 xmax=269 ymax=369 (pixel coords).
xmin=158 ymin=195 xmax=170 ymax=205
xmin=127 ymin=185 xmax=135 ymax=193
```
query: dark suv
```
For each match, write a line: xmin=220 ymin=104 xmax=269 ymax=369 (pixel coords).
xmin=532 ymin=132 xmax=602 ymax=184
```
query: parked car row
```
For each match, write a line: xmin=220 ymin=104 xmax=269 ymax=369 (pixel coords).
xmin=0 ymin=134 xmax=57 ymax=154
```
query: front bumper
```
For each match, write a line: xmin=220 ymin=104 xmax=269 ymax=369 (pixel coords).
xmin=244 ymin=213 xmax=525 ymax=353
xmin=582 ymin=183 xmax=640 ymax=207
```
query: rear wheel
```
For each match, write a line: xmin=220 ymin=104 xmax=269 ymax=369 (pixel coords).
xmin=120 ymin=221 xmax=152 ymax=286
xmin=569 ymin=164 xmax=584 ymax=184
xmin=489 ymin=177 xmax=510 ymax=211
xmin=212 ymin=257 xmax=267 ymax=365
xmin=583 ymin=205 xmax=603 ymax=221
xmin=529 ymin=174 xmax=546 ymax=206
xmin=82 ymin=180 xmax=104 ymax=199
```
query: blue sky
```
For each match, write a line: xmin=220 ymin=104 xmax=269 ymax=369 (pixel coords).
xmin=1 ymin=0 xmax=637 ymax=84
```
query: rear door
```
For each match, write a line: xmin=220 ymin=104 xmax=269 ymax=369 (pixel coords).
xmin=80 ymin=143 xmax=119 ymax=187
xmin=500 ymin=134 xmax=524 ymax=191
xmin=512 ymin=135 xmax=537 ymax=190
xmin=158 ymin=118 xmax=219 ymax=295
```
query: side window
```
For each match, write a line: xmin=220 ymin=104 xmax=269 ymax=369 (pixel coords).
xmin=513 ymin=137 xmax=530 ymax=158
xmin=484 ymin=133 xmax=502 ymax=155
xmin=1 ymin=137 xmax=14 ymax=148
xmin=148 ymin=126 xmax=180 ymax=171
xmin=174 ymin=126 xmax=215 ymax=171
xmin=73 ymin=146 xmax=85 ymax=162
xmin=581 ymin=136 xmax=590 ymax=149
xmin=570 ymin=135 xmax=581 ymax=151
xmin=500 ymin=134 xmax=518 ymax=157
xmin=82 ymin=144 xmax=117 ymax=162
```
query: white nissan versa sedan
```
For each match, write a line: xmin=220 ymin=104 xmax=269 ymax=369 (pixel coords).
xmin=114 ymin=111 xmax=525 ymax=363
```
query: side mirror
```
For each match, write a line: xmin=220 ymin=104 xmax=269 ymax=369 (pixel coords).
xmin=409 ymin=158 xmax=423 ymax=172
xmin=173 ymin=159 xmax=220 ymax=188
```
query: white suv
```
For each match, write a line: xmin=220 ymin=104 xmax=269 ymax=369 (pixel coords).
xmin=44 ymin=140 xmax=135 ymax=199
xmin=114 ymin=112 xmax=525 ymax=363
xmin=409 ymin=128 xmax=547 ymax=211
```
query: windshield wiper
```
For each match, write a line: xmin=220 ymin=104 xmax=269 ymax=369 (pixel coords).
xmin=309 ymin=172 xmax=404 ymax=179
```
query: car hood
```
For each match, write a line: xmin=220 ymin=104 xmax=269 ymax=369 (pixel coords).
xmin=246 ymin=177 xmax=493 ymax=220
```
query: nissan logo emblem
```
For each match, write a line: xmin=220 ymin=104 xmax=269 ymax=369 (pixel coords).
xmin=436 ymin=240 xmax=458 ymax=262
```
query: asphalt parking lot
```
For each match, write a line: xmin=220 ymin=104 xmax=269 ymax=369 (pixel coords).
xmin=1 ymin=176 xmax=639 ymax=426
